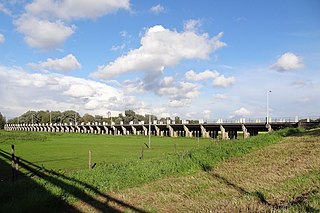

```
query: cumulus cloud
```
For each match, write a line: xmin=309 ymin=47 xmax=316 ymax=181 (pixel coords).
xmin=157 ymin=77 xmax=200 ymax=108
xmin=92 ymin=25 xmax=226 ymax=82
xmin=25 ymin=0 xmax=130 ymax=20
xmin=185 ymin=69 xmax=219 ymax=81
xmin=213 ymin=93 xmax=228 ymax=100
xmin=0 ymin=65 xmax=148 ymax=117
xmin=185 ymin=69 xmax=235 ymax=88
xmin=271 ymin=52 xmax=304 ymax=72
xmin=29 ymin=54 xmax=81 ymax=71
xmin=184 ymin=19 xmax=202 ymax=32
xmin=0 ymin=3 xmax=11 ymax=16
xmin=0 ymin=33 xmax=5 ymax=44
xmin=15 ymin=15 xmax=75 ymax=50
xmin=15 ymin=0 xmax=130 ymax=49
xmin=233 ymin=107 xmax=250 ymax=116
xmin=149 ymin=4 xmax=164 ymax=14
xmin=213 ymin=75 xmax=235 ymax=88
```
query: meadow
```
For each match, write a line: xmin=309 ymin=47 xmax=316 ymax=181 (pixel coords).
xmin=1 ymin=128 xmax=319 ymax=212
xmin=0 ymin=131 xmax=212 ymax=175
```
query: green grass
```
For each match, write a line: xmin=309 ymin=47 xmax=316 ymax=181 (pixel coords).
xmin=0 ymin=130 xmax=212 ymax=171
xmin=0 ymin=128 xmax=302 ymax=212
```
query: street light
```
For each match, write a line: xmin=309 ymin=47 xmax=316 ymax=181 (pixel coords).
xmin=108 ymin=111 xmax=112 ymax=126
xmin=148 ymin=114 xmax=151 ymax=149
xmin=266 ymin=90 xmax=272 ymax=124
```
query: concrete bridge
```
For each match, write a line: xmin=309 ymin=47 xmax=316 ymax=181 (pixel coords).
xmin=5 ymin=118 xmax=313 ymax=139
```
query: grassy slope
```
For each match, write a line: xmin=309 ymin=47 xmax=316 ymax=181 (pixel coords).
xmin=108 ymin=129 xmax=320 ymax=212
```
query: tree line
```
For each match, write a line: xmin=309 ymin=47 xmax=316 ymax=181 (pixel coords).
xmin=4 ymin=109 xmax=199 ymax=126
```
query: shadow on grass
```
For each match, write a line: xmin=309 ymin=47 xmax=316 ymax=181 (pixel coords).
xmin=0 ymin=149 xmax=148 ymax=213
xmin=288 ymin=128 xmax=320 ymax=137
xmin=211 ymin=173 xmax=319 ymax=211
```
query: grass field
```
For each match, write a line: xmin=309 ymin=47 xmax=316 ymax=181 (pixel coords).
xmin=1 ymin=128 xmax=319 ymax=212
xmin=0 ymin=131 xmax=212 ymax=176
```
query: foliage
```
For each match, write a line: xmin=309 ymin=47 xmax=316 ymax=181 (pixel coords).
xmin=7 ymin=109 xmax=169 ymax=125
xmin=0 ymin=112 xmax=6 ymax=129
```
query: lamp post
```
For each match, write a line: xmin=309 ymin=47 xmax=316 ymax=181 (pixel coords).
xmin=108 ymin=111 xmax=112 ymax=126
xmin=266 ymin=90 xmax=272 ymax=124
xmin=148 ymin=114 xmax=151 ymax=149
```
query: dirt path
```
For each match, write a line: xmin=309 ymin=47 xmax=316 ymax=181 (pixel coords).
xmin=73 ymin=130 xmax=320 ymax=212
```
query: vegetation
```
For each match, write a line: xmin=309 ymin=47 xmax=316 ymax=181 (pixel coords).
xmin=111 ymin=128 xmax=320 ymax=212
xmin=6 ymin=109 xmax=201 ymax=125
xmin=1 ymin=128 xmax=319 ymax=212
xmin=0 ymin=112 xmax=5 ymax=129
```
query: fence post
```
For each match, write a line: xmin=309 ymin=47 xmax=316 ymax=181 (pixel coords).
xmin=11 ymin=145 xmax=15 ymax=182
xmin=88 ymin=150 xmax=92 ymax=169
xmin=140 ymin=145 xmax=144 ymax=160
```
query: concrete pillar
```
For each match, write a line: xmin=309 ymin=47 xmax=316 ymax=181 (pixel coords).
xmin=131 ymin=126 xmax=137 ymax=135
xmin=183 ymin=125 xmax=192 ymax=137
xmin=200 ymin=125 xmax=209 ymax=138
xmin=168 ymin=125 xmax=177 ymax=137
xmin=155 ymin=125 xmax=160 ymax=136
xmin=241 ymin=124 xmax=250 ymax=138
xmin=142 ymin=125 xmax=148 ymax=136
xmin=121 ymin=126 xmax=127 ymax=135
xmin=97 ymin=126 xmax=101 ymax=134
xmin=113 ymin=126 xmax=118 ymax=135
xmin=266 ymin=124 xmax=272 ymax=132
xmin=220 ymin=125 xmax=229 ymax=140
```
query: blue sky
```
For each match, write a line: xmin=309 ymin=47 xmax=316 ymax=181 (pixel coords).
xmin=0 ymin=0 xmax=319 ymax=121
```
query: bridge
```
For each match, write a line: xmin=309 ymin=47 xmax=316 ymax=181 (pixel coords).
xmin=5 ymin=117 xmax=319 ymax=139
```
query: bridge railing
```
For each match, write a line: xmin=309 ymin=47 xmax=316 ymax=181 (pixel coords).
xmin=206 ymin=116 xmax=319 ymax=124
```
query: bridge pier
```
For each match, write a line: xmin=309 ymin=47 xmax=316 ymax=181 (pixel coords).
xmin=201 ymin=125 xmax=209 ymax=138
xmin=220 ymin=125 xmax=229 ymax=140
xmin=241 ymin=124 xmax=250 ymax=138
xmin=183 ymin=125 xmax=192 ymax=137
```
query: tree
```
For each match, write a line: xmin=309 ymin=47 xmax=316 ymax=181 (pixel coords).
xmin=0 ymin=112 xmax=6 ymax=129
xmin=82 ymin=113 xmax=95 ymax=124
xmin=61 ymin=110 xmax=80 ymax=124
xmin=124 ymin=109 xmax=136 ymax=124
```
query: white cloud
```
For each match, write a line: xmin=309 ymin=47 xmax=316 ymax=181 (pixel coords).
xmin=64 ymin=84 xmax=95 ymax=98
xmin=25 ymin=0 xmax=130 ymax=20
xmin=123 ymin=79 xmax=145 ymax=94
xmin=0 ymin=3 xmax=11 ymax=16
xmin=185 ymin=69 xmax=219 ymax=81
xmin=184 ymin=19 xmax=202 ymax=32
xmin=233 ymin=107 xmax=250 ymax=116
xmin=15 ymin=15 xmax=75 ymax=50
xmin=167 ymin=99 xmax=191 ymax=108
xmin=186 ymin=69 xmax=235 ymax=88
xmin=92 ymin=25 xmax=226 ymax=81
xmin=150 ymin=4 xmax=164 ymax=14
xmin=213 ymin=75 xmax=235 ymax=88
xmin=203 ymin=110 xmax=211 ymax=119
xmin=0 ymin=33 xmax=5 ymax=44
xmin=29 ymin=54 xmax=81 ymax=71
xmin=214 ymin=93 xmax=228 ymax=100
xmin=15 ymin=0 xmax=130 ymax=49
xmin=295 ymin=97 xmax=310 ymax=103
xmin=0 ymin=65 xmax=139 ymax=117
xmin=271 ymin=52 xmax=304 ymax=72
xmin=157 ymin=77 xmax=200 ymax=108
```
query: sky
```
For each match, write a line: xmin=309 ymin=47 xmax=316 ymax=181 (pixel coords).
xmin=0 ymin=0 xmax=319 ymax=121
